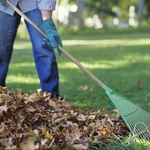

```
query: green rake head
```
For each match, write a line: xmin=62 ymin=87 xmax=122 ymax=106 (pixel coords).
xmin=103 ymin=85 xmax=150 ymax=140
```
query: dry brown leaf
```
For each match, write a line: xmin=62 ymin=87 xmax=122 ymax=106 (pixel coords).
xmin=100 ymin=108 xmax=106 ymax=117
xmin=25 ymin=106 xmax=36 ymax=113
xmin=5 ymin=146 xmax=19 ymax=150
xmin=52 ymin=117 xmax=66 ymax=125
xmin=48 ymin=99 xmax=58 ymax=109
xmin=19 ymin=137 xmax=34 ymax=150
xmin=73 ymin=143 xmax=88 ymax=150
xmin=77 ymin=85 xmax=88 ymax=91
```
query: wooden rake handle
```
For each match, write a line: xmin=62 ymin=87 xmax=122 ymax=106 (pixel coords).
xmin=6 ymin=0 xmax=105 ymax=88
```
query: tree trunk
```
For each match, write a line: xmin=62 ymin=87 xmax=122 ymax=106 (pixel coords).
xmin=76 ymin=0 xmax=85 ymax=27
xmin=138 ymin=0 xmax=144 ymax=27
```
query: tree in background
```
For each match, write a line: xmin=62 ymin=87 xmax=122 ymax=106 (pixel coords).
xmin=57 ymin=0 xmax=149 ymax=28
xmin=68 ymin=0 xmax=138 ymax=27
xmin=137 ymin=0 xmax=144 ymax=27
xmin=76 ymin=0 xmax=85 ymax=27
xmin=144 ymin=0 xmax=150 ymax=23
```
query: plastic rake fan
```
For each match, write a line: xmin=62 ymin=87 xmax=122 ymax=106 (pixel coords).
xmin=104 ymin=85 xmax=150 ymax=140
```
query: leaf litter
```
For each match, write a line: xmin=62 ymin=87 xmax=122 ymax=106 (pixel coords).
xmin=0 ymin=86 xmax=129 ymax=150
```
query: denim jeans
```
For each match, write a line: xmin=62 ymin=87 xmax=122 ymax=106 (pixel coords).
xmin=0 ymin=8 xmax=60 ymax=95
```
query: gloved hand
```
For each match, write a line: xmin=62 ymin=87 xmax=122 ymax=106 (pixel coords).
xmin=0 ymin=0 xmax=6 ymax=6
xmin=39 ymin=18 xmax=63 ymax=56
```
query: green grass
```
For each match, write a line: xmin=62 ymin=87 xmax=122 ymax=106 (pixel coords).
xmin=11 ymin=25 xmax=150 ymax=111
xmin=58 ymin=34 xmax=150 ymax=111
xmin=6 ymin=25 xmax=150 ymax=149
xmin=97 ymin=137 xmax=150 ymax=150
xmin=9 ymin=26 xmax=150 ymax=110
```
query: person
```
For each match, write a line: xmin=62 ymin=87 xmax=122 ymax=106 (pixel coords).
xmin=0 ymin=0 xmax=63 ymax=98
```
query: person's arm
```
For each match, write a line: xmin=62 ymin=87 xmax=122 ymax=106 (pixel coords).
xmin=38 ymin=1 xmax=63 ymax=56
xmin=41 ymin=10 xmax=52 ymax=20
xmin=36 ymin=0 xmax=56 ymax=19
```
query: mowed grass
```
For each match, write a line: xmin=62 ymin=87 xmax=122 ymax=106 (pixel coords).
xmin=59 ymin=33 xmax=150 ymax=111
xmin=6 ymin=26 xmax=150 ymax=149
xmin=9 ymin=28 xmax=150 ymax=111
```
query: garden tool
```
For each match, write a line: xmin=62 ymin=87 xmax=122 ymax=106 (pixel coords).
xmin=6 ymin=0 xmax=150 ymax=140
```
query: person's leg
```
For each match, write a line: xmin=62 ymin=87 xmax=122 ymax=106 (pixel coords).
xmin=24 ymin=9 xmax=60 ymax=95
xmin=0 ymin=11 xmax=21 ymax=86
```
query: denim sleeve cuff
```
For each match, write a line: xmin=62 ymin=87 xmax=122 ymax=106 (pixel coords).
xmin=37 ymin=0 xmax=56 ymax=11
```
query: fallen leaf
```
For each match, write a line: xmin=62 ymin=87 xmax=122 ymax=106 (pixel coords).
xmin=77 ymin=85 xmax=88 ymax=91
xmin=73 ymin=143 xmax=88 ymax=150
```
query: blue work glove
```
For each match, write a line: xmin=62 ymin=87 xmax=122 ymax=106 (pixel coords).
xmin=0 ymin=0 xmax=6 ymax=6
xmin=39 ymin=18 xmax=63 ymax=56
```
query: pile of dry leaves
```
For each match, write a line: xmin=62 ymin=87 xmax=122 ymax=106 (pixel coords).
xmin=0 ymin=86 xmax=129 ymax=150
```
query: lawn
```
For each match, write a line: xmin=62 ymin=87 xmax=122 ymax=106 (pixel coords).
xmin=6 ymin=25 xmax=150 ymax=149
xmin=9 ymin=27 xmax=150 ymax=111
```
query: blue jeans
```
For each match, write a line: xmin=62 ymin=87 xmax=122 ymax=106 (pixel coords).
xmin=0 ymin=8 xmax=60 ymax=95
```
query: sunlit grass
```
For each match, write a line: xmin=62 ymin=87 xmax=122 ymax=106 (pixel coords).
xmin=63 ymin=39 xmax=150 ymax=46
xmin=58 ymin=58 xmax=150 ymax=70
xmin=14 ymin=41 xmax=31 ymax=50
xmin=7 ymin=75 xmax=39 ymax=84
xmin=10 ymin=62 xmax=35 ymax=68
xmin=7 ymin=31 xmax=150 ymax=110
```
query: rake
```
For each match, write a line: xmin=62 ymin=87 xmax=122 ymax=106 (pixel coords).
xmin=6 ymin=0 xmax=150 ymax=140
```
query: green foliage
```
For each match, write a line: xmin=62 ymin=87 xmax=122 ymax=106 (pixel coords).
xmin=68 ymin=0 xmax=75 ymax=4
xmin=85 ymin=0 xmax=117 ymax=17
xmin=144 ymin=0 xmax=150 ymax=20
xmin=62 ymin=0 xmax=150 ymax=26
xmin=68 ymin=0 xmax=138 ymax=19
